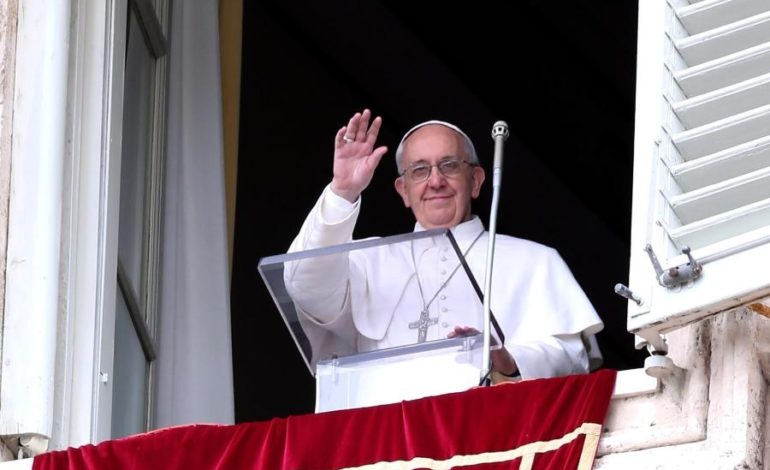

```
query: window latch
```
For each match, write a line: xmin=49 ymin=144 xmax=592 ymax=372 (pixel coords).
xmin=645 ymin=244 xmax=703 ymax=288
xmin=614 ymin=283 xmax=642 ymax=305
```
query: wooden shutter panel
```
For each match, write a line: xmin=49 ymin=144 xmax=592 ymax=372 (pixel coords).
xmin=627 ymin=0 xmax=770 ymax=347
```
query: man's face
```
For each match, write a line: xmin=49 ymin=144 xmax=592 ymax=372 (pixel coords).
xmin=394 ymin=125 xmax=485 ymax=229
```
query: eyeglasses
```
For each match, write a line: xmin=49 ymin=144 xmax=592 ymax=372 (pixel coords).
xmin=400 ymin=158 xmax=476 ymax=183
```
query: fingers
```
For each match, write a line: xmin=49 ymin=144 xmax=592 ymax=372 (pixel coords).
xmin=339 ymin=109 xmax=381 ymax=146
xmin=457 ymin=326 xmax=479 ymax=336
xmin=335 ymin=126 xmax=350 ymax=148
xmin=356 ymin=109 xmax=371 ymax=141
xmin=366 ymin=116 xmax=383 ymax=147
xmin=343 ymin=112 xmax=361 ymax=143
xmin=448 ymin=326 xmax=480 ymax=339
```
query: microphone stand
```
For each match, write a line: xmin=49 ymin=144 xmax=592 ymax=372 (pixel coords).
xmin=481 ymin=121 xmax=510 ymax=385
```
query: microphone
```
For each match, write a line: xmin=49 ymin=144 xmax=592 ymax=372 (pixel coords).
xmin=480 ymin=120 xmax=509 ymax=386
xmin=491 ymin=121 xmax=510 ymax=187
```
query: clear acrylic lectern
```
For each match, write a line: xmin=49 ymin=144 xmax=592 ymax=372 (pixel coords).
xmin=258 ymin=228 xmax=502 ymax=413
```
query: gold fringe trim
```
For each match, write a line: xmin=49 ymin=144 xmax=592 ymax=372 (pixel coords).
xmin=338 ymin=422 xmax=602 ymax=470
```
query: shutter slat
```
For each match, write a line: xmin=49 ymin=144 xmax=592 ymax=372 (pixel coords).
xmin=672 ymin=104 xmax=770 ymax=159
xmin=672 ymin=73 xmax=770 ymax=128
xmin=676 ymin=11 xmax=770 ymax=66
xmin=672 ymin=135 xmax=770 ymax=191
xmin=676 ymin=0 xmax=769 ymax=35
xmin=668 ymin=165 xmax=770 ymax=223
xmin=674 ymin=41 xmax=770 ymax=96
xmin=667 ymin=197 xmax=770 ymax=249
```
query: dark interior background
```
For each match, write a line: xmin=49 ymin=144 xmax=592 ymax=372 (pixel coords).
xmin=231 ymin=0 xmax=644 ymax=423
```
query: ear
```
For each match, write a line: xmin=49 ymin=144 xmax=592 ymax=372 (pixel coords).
xmin=394 ymin=177 xmax=411 ymax=207
xmin=471 ymin=166 xmax=485 ymax=198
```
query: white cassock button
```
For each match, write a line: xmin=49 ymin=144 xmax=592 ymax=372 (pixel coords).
xmin=441 ymin=269 xmax=447 ymax=275
xmin=441 ymin=322 xmax=449 ymax=328
xmin=441 ymin=307 xmax=448 ymax=312
xmin=440 ymin=294 xmax=447 ymax=300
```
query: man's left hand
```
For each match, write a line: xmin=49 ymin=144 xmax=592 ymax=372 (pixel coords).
xmin=447 ymin=326 xmax=518 ymax=377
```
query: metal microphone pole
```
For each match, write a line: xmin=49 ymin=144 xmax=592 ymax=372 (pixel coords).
xmin=481 ymin=121 xmax=509 ymax=385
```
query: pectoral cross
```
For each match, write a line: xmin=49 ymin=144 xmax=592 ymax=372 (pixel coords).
xmin=408 ymin=309 xmax=439 ymax=343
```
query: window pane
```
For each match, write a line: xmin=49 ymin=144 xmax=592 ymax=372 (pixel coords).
xmin=118 ymin=8 xmax=155 ymax=309
xmin=112 ymin=290 xmax=149 ymax=438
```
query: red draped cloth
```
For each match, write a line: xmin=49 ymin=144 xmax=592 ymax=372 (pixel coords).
xmin=34 ymin=369 xmax=616 ymax=470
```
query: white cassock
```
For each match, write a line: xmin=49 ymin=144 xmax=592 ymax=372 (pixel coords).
xmin=284 ymin=185 xmax=604 ymax=379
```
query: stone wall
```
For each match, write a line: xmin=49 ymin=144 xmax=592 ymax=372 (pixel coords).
xmin=595 ymin=305 xmax=770 ymax=469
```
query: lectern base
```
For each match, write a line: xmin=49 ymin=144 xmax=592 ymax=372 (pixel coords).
xmin=315 ymin=336 xmax=484 ymax=413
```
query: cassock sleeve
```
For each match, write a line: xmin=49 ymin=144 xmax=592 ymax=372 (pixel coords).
xmin=284 ymin=185 xmax=360 ymax=324
xmin=508 ymin=334 xmax=590 ymax=378
xmin=282 ymin=186 xmax=365 ymax=365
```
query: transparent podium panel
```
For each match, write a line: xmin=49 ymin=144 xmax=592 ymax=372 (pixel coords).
xmin=258 ymin=228 xmax=504 ymax=412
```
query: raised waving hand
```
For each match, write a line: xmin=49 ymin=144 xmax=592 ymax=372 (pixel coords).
xmin=330 ymin=109 xmax=388 ymax=202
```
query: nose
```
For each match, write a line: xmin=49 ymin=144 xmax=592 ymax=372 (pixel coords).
xmin=426 ymin=165 xmax=446 ymax=187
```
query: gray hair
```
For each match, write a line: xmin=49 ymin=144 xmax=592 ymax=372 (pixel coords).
xmin=394 ymin=120 xmax=479 ymax=173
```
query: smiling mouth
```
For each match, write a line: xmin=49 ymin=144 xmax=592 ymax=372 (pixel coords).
xmin=424 ymin=196 xmax=452 ymax=202
xmin=424 ymin=194 xmax=452 ymax=201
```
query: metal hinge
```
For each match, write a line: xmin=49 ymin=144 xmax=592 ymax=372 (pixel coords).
xmin=645 ymin=244 xmax=703 ymax=288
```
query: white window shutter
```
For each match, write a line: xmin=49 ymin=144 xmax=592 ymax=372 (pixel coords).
xmin=628 ymin=0 xmax=770 ymax=347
